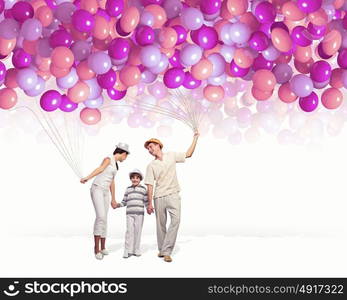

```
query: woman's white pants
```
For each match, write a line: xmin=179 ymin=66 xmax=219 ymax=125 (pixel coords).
xmin=90 ymin=184 xmax=110 ymax=238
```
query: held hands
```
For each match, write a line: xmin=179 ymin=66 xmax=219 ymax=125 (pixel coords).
xmin=111 ymin=200 xmax=118 ymax=209
xmin=147 ymin=203 xmax=154 ymax=215
xmin=80 ymin=177 xmax=88 ymax=184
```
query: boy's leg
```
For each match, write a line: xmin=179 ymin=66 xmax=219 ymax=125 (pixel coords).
xmin=124 ymin=214 xmax=135 ymax=257
xmin=133 ymin=214 xmax=144 ymax=256
xmin=154 ymin=197 xmax=168 ymax=253
xmin=160 ymin=193 xmax=181 ymax=256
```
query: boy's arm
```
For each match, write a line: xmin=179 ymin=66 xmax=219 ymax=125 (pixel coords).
xmin=117 ymin=189 xmax=128 ymax=208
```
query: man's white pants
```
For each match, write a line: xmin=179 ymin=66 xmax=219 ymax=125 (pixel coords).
xmin=90 ymin=185 xmax=110 ymax=238
xmin=124 ymin=214 xmax=144 ymax=255
xmin=154 ymin=193 xmax=181 ymax=256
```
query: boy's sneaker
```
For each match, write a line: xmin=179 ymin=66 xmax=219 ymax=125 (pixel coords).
xmin=101 ymin=249 xmax=109 ymax=255
xmin=134 ymin=252 xmax=141 ymax=257
xmin=95 ymin=252 xmax=103 ymax=260
xmin=123 ymin=252 xmax=129 ymax=258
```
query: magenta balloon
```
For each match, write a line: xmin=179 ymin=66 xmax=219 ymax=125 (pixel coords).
xmin=12 ymin=48 xmax=32 ymax=69
xmin=0 ymin=61 xmax=5 ymax=82
xmin=107 ymin=88 xmax=127 ymax=100
xmin=299 ymin=92 xmax=319 ymax=112
xmin=135 ymin=25 xmax=155 ymax=46
xmin=97 ymin=69 xmax=117 ymax=89
xmin=49 ymin=29 xmax=73 ymax=48
xmin=108 ymin=38 xmax=130 ymax=60
xmin=183 ymin=71 xmax=201 ymax=89
xmin=208 ymin=53 xmax=226 ymax=77
xmin=297 ymin=0 xmax=322 ymax=13
xmin=200 ymin=0 xmax=221 ymax=15
xmin=169 ymin=49 xmax=184 ymax=68
xmin=337 ymin=49 xmax=347 ymax=68
xmin=317 ymin=43 xmax=333 ymax=59
xmin=194 ymin=25 xmax=218 ymax=50
xmin=309 ymin=60 xmax=332 ymax=82
xmin=291 ymin=26 xmax=312 ymax=47
xmin=11 ymin=1 xmax=34 ymax=22
xmin=307 ymin=23 xmax=326 ymax=39
xmin=0 ymin=0 xmax=4 ymax=14
xmin=172 ymin=25 xmax=187 ymax=45
xmin=40 ymin=90 xmax=62 ymax=112
xmin=142 ymin=0 xmax=163 ymax=5
xmin=254 ymin=2 xmax=276 ymax=24
xmin=60 ymin=95 xmax=78 ymax=112
xmin=252 ymin=55 xmax=274 ymax=71
xmin=163 ymin=68 xmax=185 ymax=88
xmin=230 ymin=60 xmax=250 ymax=77
xmin=249 ymin=31 xmax=269 ymax=51
xmin=72 ymin=9 xmax=95 ymax=32
xmin=105 ymin=0 xmax=124 ymax=17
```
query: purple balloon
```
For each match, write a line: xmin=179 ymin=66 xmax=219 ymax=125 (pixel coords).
xmin=149 ymin=53 xmax=169 ymax=74
xmin=0 ymin=18 xmax=20 ymax=39
xmin=60 ymin=95 xmax=78 ymax=112
xmin=254 ymin=2 xmax=276 ymax=24
xmin=172 ymin=25 xmax=187 ymax=45
xmin=12 ymin=48 xmax=32 ymax=69
xmin=200 ymin=0 xmax=221 ymax=15
xmin=249 ymin=31 xmax=269 ymax=51
xmin=108 ymin=38 xmax=130 ymax=60
xmin=317 ymin=43 xmax=332 ymax=59
xmin=40 ymin=90 xmax=62 ymax=112
xmin=105 ymin=0 xmax=124 ymax=17
xmin=142 ymin=0 xmax=163 ymax=4
xmin=72 ymin=9 xmax=95 ymax=32
xmin=24 ymin=76 xmax=45 ymax=97
xmin=71 ymin=40 xmax=91 ymax=61
xmin=270 ymin=22 xmax=289 ymax=33
xmin=140 ymin=10 xmax=154 ymax=27
xmin=55 ymin=2 xmax=76 ymax=23
xmin=313 ymin=79 xmax=329 ymax=89
xmin=252 ymin=55 xmax=274 ymax=71
xmin=297 ymin=0 xmax=322 ymax=13
xmin=107 ymin=88 xmax=127 ymax=100
xmin=220 ymin=45 xmax=236 ymax=63
xmin=299 ymin=92 xmax=319 ymax=112
xmin=180 ymin=7 xmax=204 ymax=30
xmin=290 ymin=74 xmax=313 ymax=97
xmin=230 ymin=60 xmax=250 ymax=77
xmin=291 ymin=26 xmax=312 ymax=47
xmin=37 ymin=38 xmax=53 ymax=57
xmin=49 ymin=29 xmax=73 ymax=48
xmin=84 ymin=78 xmax=102 ymax=100
xmin=220 ymin=23 xmax=234 ymax=45
xmin=16 ymin=68 xmax=38 ymax=90
xmin=57 ymin=68 xmax=79 ymax=89
xmin=208 ymin=53 xmax=226 ymax=77
xmin=97 ymin=69 xmax=117 ymax=89
xmin=163 ymin=0 xmax=183 ymax=19
xmin=310 ymin=60 xmax=332 ymax=82
xmin=337 ymin=49 xmax=347 ymax=69
xmin=21 ymin=19 xmax=42 ymax=41
xmin=88 ymin=51 xmax=112 ymax=75
xmin=230 ymin=22 xmax=251 ymax=44
xmin=169 ymin=49 xmax=184 ymax=68
xmin=84 ymin=96 xmax=104 ymax=108
xmin=163 ymin=68 xmax=185 ymax=88
xmin=183 ymin=71 xmax=201 ymax=89
xmin=193 ymin=25 xmax=218 ymax=50
xmin=262 ymin=44 xmax=280 ymax=61
xmin=140 ymin=45 xmax=161 ymax=68
xmin=272 ymin=63 xmax=293 ymax=83
xmin=11 ymin=1 xmax=34 ymax=22
xmin=148 ymin=81 xmax=167 ymax=99
xmin=141 ymin=70 xmax=157 ymax=83
xmin=0 ymin=61 xmax=5 ymax=82
xmin=180 ymin=44 xmax=202 ymax=66
xmin=135 ymin=26 xmax=155 ymax=46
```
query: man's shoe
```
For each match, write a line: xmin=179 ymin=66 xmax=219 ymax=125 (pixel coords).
xmin=95 ymin=252 xmax=103 ymax=260
xmin=164 ymin=255 xmax=172 ymax=262
xmin=101 ymin=249 xmax=109 ymax=255
xmin=158 ymin=252 xmax=164 ymax=258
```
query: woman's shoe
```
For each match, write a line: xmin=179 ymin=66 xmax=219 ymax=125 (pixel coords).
xmin=101 ymin=249 xmax=109 ymax=255
xmin=95 ymin=252 xmax=104 ymax=260
xmin=164 ymin=255 xmax=172 ymax=262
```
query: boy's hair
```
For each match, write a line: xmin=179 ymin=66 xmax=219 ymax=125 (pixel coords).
xmin=130 ymin=173 xmax=142 ymax=181
xmin=113 ymin=147 xmax=128 ymax=155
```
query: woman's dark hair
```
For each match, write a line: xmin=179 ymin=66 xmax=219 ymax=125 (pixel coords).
xmin=113 ymin=148 xmax=128 ymax=155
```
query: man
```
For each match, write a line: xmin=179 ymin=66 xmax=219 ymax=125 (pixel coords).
xmin=144 ymin=132 xmax=199 ymax=262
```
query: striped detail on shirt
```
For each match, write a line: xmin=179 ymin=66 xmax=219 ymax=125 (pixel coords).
xmin=119 ymin=185 xmax=148 ymax=215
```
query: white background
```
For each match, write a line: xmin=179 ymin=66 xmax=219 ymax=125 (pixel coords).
xmin=0 ymin=117 xmax=347 ymax=277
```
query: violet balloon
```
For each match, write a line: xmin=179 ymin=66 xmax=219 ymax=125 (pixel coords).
xmin=55 ymin=2 xmax=76 ymax=24
xmin=84 ymin=96 xmax=104 ymax=109
xmin=163 ymin=0 xmax=183 ymax=19
xmin=208 ymin=53 xmax=226 ymax=77
xmin=24 ymin=76 xmax=46 ymax=97
xmin=21 ymin=19 xmax=42 ymax=41
xmin=180 ymin=7 xmax=204 ymax=30
xmin=310 ymin=60 xmax=332 ymax=82
xmin=60 ymin=95 xmax=78 ymax=112
xmin=272 ymin=63 xmax=293 ymax=84
xmin=149 ymin=53 xmax=169 ymax=74
xmin=180 ymin=44 xmax=202 ymax=66
xmin=57 ymin=68 xmax=79 ymax=90
xmin=0 ymin=19 xmax=20 ymax=39
xmin=71 ymin=40 xmax=91 ymax=61
xmin=16 ymin=68 xmax=38 ymax=90
xmin=299 ymin=92 xmax=319 ymax=112
xmin=163 ymin=68 xmax=185 ymax=88
xmin=87 ymin=51 xmax=112 ymax=75
xmin=140 ymin=45 xmax=162 ymax=68
xmin=229 ymin=22 xmax=251 ymax=44
xmin=40 ymin=90 xmax=62 ymax=112
xmin=290 ymin=74 xmax=313 ymax=97
xmin=84 ymin=78 xmax=102 ymax=100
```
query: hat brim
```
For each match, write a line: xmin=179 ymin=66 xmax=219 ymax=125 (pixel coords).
xmin=144 ymin=140 xmax=163 ymax=149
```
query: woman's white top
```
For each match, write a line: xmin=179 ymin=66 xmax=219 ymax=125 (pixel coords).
xmin=92 ymin=156 xmax=118 ymax=190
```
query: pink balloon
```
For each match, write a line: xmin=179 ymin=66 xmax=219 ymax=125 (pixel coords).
xmin=80 ymin=107 xmax=101 ymax=125
xmin=321 ymin=87 xmax=343 ymax=109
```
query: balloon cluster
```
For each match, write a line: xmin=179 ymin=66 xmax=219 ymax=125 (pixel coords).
xmin=0 ymin=0 xmax=347 ymax=128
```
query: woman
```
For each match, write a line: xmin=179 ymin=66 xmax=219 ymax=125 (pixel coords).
xmin=80 ymin=142 xmax=130 ymax=260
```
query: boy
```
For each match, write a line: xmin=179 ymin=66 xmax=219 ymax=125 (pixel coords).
xmin=117 ymin=169 xmax=148 ymax=258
